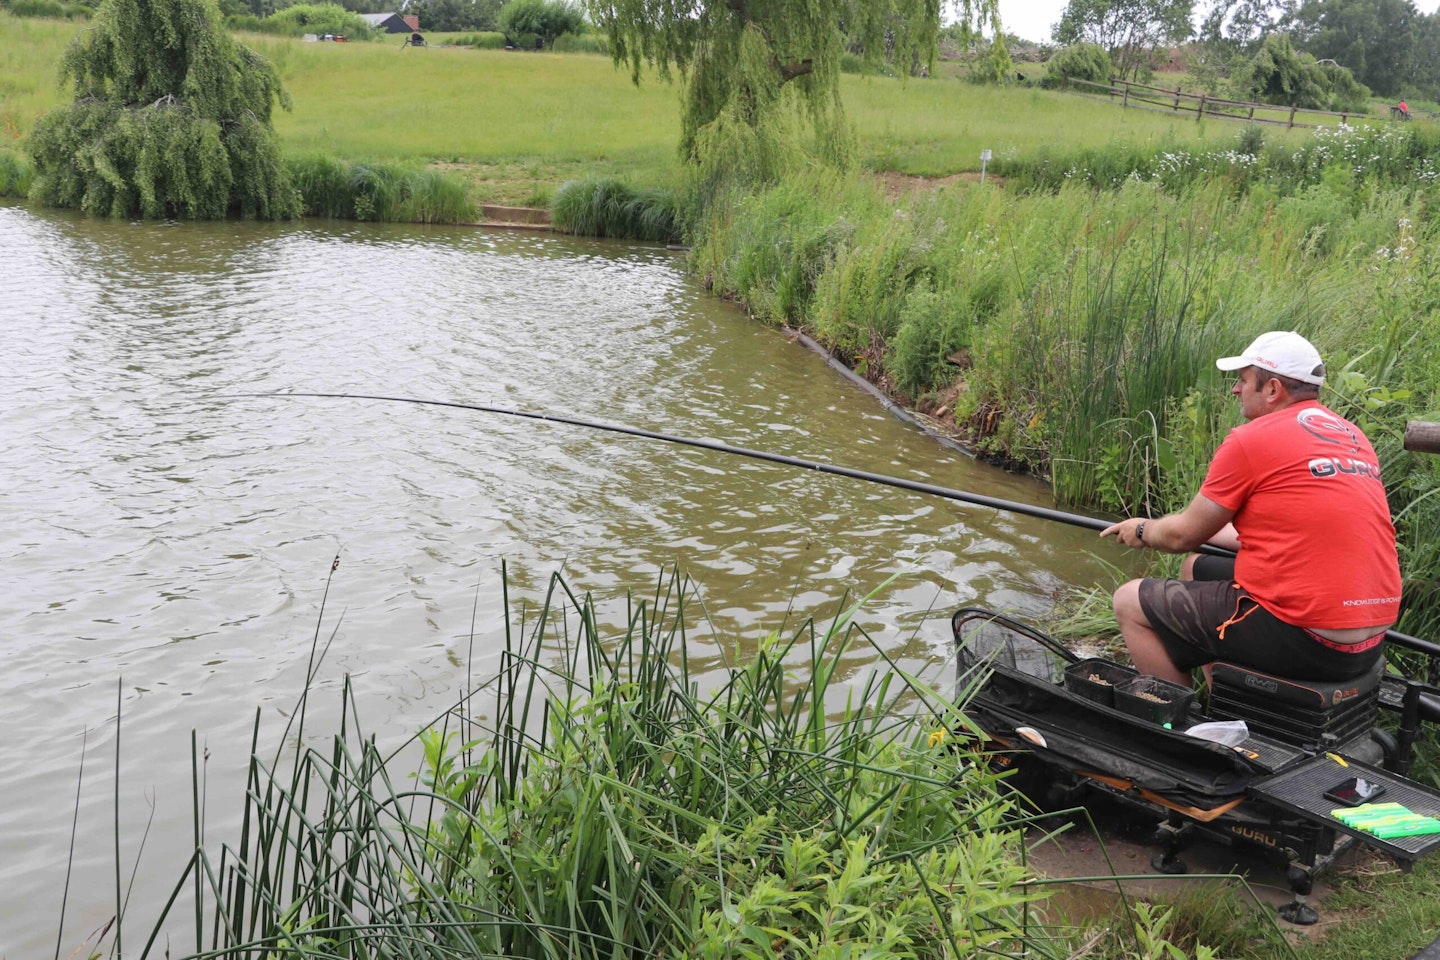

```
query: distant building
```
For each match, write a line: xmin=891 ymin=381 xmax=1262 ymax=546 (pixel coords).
xmin=359 ymin=12 xmax=418 ymax=33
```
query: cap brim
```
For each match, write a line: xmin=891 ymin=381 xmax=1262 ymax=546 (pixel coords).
xmin=1215 ymin=355 xmax=1250 ymax=371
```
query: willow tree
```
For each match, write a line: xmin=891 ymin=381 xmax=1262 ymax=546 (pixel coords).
xmin=27 ymin=0 xmax=300 ymax=219
xmin=588 ymin=0 xmax=1002 ymax=171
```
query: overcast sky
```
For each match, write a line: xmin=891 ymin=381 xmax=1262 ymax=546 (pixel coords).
xmin=996 ymin=0 xmax=1440 ymax=44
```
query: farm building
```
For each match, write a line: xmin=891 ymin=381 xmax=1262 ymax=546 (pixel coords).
xmin=360 ymin=12 xmax=419 ymax=33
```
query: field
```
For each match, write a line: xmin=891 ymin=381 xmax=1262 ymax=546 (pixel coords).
xmin=1 ymin=12 xmax=1329 ymax=203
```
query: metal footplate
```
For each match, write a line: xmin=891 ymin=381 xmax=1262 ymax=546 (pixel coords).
xmin=1249 ymin=755 xmax=1440 ymax=864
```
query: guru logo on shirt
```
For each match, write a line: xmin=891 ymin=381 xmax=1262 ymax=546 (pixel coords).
xmin=1309 ymin=456 xmax=1382 ymax=479
xmin=1297 ymin=408 xmax=1360 ymax=450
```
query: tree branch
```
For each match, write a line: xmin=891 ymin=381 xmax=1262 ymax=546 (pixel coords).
xmin=778 ymin=58 xmax=814 ymax=81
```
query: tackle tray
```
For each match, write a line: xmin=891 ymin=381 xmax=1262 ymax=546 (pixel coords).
xmin=1249 ymin=755 xmax=1440 ymax=863
xmin=1209 ymin=696 xmax=1376 ymax=748
xmin=969 ymin=660 xmax=1283 ymax=802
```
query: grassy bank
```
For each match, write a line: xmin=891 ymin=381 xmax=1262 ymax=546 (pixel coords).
xmin=109 ymin=574 xmax=1032 ymax=956
xmin=690 ymin=123 xmax=1440 ymax=646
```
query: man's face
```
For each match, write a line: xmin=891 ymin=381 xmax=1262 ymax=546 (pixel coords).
xmin=1230 ymin=367 xmax=1271 ymax=420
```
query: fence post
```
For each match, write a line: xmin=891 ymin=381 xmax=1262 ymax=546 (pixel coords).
xmin=1249 ymin=105 xmax=1255 ymax=120
xmin=1123 ymin=82 xmax=1130 ymax=109
xmin=1289 ymin=104 xmax=1297 ymax=128
xmin=1197 ymin=94 xmax=1206 ymax=120
xmin=1174 ymin=86 xmax=1182 ymax=111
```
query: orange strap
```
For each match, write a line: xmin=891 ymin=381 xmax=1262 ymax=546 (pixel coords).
xmin=1215 ymin=586 xmax=1261 ymax=642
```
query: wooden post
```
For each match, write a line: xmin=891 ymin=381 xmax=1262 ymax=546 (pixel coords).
xmin=1174 ymin=86 xmax=1182 ymax=111
xmin=1406 ymin=421 xmax=1440 ymax=454
xmin=1123 ymin=83 xmax=1130 ymax=108
xmin=1197 ymin=94 xmax=1206 ymax=120
xmin=1249 ymin=105 xmax=1255 ymax=120
xmin=1289 ymin=104 xmax=1297 ymax=128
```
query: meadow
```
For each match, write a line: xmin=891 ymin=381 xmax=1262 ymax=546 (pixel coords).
xmin=2 ymin=11 xmax=1325 ymax=203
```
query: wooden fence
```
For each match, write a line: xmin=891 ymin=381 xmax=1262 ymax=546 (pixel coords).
xmin=1061 ymin=75 xmax=1385 ymax=129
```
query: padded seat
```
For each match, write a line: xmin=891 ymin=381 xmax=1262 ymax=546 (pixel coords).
xmin=1208 ymin=657 xmax=1385 ymax=750
xmin=1210 ymin=657 xmax=1385 ymax=712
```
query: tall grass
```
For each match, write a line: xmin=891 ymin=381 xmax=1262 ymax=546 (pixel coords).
xmin=106 ymin=571 xmax=1093 ymax=958
xmin=550 ymin=176 xmax=679 ymax=241
xmin=287 ymin=153 xmax=474 ymax=221
xmin=0 ymin=146 xmax=33 ymax=195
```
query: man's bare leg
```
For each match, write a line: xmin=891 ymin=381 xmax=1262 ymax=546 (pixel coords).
xmin=1113 ymin=579 xmax=1191 ymax=686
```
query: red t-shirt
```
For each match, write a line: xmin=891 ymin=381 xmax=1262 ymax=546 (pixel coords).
xmin=1199 ymin=400 xmax=1401 ymax=628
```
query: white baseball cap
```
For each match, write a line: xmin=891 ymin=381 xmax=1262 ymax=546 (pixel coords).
xmin=1215 ymin=331 xmax=1325 ymax=385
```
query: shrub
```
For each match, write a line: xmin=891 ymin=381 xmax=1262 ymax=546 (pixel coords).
xmin=1236 ymin=124 xmax=1265 ymax=158
xmin=498 ymin=0 xmax=582 ymax=49
xmin=1230 ymin=33 xmax=1369 ymax=112
xmin=888 ymin=283 xmax=969 ymax=400
xmin=1039 ymin=43 xmax=1112 ymax=91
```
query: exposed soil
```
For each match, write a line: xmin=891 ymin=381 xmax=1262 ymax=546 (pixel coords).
xmin=1025 ymin=791 xmax=1394 ymax=945
xmin=874 ymin=170 xmax=1002 ymax=199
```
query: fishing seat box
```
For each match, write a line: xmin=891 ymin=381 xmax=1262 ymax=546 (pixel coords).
xmin=1208 ymin=658 xmax=1385 ymax=749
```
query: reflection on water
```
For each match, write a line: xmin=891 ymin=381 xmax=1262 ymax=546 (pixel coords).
xmin=0 ymin=202 xmax=1125 ymax=956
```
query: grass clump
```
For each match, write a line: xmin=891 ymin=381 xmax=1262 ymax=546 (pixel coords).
xmin=106 ymin=571 xmax=1105 ymax=958
xmin=551 ymin=176 xmax=678 ymax=241
xmin=0 ymin=147 xmax=33 ymax=195
xmin=287 ymin=153 xmax=474 ymax=221
xmin=444 ymin=30 xmax=506 ymax=48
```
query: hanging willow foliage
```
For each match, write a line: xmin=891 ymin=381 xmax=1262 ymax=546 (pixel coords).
xmin=27 ymin=0 xmax=300 ymax=219
xmin=587 ymin=0 xmax=1003 ymax=169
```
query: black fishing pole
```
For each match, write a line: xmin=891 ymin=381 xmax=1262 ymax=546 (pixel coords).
xmin=232 ymin=391 xmax=1143 ymax=534
xmin=232 ymin=391 xmax=1440 ymax=659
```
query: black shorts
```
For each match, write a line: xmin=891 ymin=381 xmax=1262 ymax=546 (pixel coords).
xmin=1136 ymin=577 xmax=1384 ymax=682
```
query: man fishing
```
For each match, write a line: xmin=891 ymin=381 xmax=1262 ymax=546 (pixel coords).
xmin=1100 ymin=331 xmax=1402 ymax=685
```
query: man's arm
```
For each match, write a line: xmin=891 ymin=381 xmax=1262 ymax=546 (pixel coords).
xmin=1099 ymin=494 xmax=1235 ymax=553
